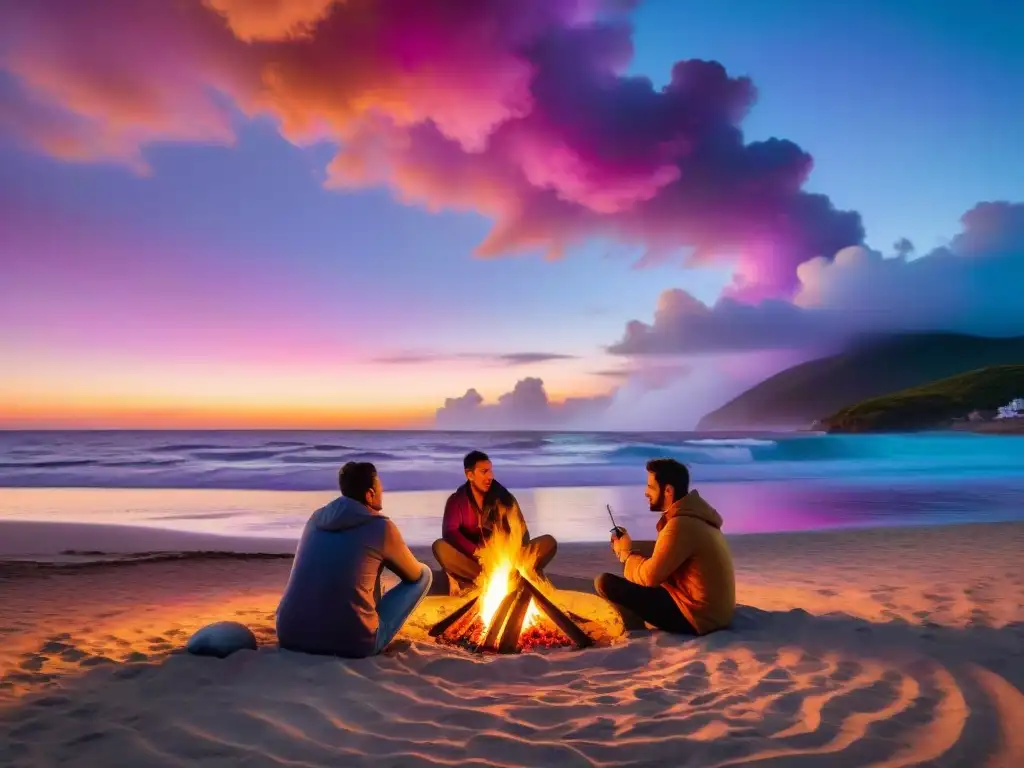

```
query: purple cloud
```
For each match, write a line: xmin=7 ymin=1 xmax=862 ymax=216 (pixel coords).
xmin=610 ymin=201 xmax=1024 ymax=356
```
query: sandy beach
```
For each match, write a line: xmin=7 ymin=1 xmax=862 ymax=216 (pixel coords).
xmin=1 ymin=520 xmax=1022 ymax=767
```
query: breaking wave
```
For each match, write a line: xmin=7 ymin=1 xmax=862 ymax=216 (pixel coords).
xmin=2 ymin=430 xmax=1023 ymax=492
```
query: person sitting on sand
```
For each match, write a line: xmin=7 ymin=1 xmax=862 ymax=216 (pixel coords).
xmin=595 ymin=458 xmax=735 ymax=635
xmin=276 ymin=461 xmax=432 ymax=657
xmin=432 ymin=450 xmax=557 ymax=595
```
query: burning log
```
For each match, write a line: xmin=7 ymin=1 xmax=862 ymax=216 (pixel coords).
xmin=430 ymin=573 xmax=596 ymax=653
xmin=428 ymin=594 xmax=478 ymax=638
xmin=497 ymin=582 xmax=535 ymax=654
xmin=428 ymin=521 xmax=600 ymax=655
xmin=480 ymin=573 xmax=523 ymax=652
xmin=521 ymin=577 xmax=594 ymax=649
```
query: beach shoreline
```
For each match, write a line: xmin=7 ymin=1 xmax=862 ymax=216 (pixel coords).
xmin=6 ymin=474 xmax=1024 ymax=549
xmin=0 ymin=519 xmax=300 ymax=562
xmin=0 ymin=513 xmax=1021 ymax=555
xmin=2 ymin=519 xmax=1022 ymax=766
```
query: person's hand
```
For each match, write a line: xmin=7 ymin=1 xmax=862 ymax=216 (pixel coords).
xmin=611 ymin=528 xmax=632 ymax=562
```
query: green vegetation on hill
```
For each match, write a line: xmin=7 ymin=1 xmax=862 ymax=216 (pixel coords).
xmin=821 ymin=365 xmax=1024 ymax=433
xmin=696 ymin=333 xmax=1024 ymax=430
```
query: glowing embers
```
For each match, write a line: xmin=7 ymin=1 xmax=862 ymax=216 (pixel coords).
xmin=430 ymin=502 xmax=593 ymax=653
xmin=429 ymin=570 xmax=593 ymax=654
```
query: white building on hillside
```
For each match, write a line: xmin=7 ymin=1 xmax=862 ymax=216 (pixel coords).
xmin=995 ymin=397 xmax=1024 ymax=419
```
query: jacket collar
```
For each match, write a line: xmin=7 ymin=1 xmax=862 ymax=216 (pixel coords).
xmin=460 ymin=480 xmax=512 ymax=513
xmin=655 ymin=489 xmax=723 ymax=532
xmin=459 ymin=481 xmax=482 ymax=514
xmin=655 ymin=499 xmax=685 ymax=533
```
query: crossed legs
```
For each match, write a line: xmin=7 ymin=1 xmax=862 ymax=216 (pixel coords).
xmin=432 ymin=535 xmax=558 ymax=595
xmin=594 ymin=572 xmax=697 ymax=634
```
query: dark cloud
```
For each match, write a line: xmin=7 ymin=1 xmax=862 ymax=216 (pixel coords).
xmin=893 ymin=237 xmax=915 ymax=258
xmin=500 ymin=352 xmax=577 ymax=365
xmin=607 ymin=290 xmax=841 ymax=355
xmin=374 ymin=351 xmax=576 ymax=366
xmin=610 ymin=201 xmax=1024 ymax=356
xmin=592 ymin=368 xmax=633 ymax=379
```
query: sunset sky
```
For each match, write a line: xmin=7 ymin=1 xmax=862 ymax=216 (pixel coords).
xmin=2 ymin=0 xmax=1022 ymax=429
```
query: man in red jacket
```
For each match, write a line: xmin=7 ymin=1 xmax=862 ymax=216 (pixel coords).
xmin=432 ymin=450 xmax=557 ymax=595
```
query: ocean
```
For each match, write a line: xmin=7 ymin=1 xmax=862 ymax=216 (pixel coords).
xmin=1 ymin=430 xmax=1023 ymax=545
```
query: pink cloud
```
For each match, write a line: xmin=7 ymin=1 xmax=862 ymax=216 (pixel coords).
xmin=0 ymin=0 xmax=864 ymax=297
xmin=0 ymin=0 xmax=247 ymax=171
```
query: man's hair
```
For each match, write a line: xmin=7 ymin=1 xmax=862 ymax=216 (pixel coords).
xmin=646 ymin=458 xmax=690 ymax=497
xmin=463 ymin=450 xmax=490 ymax=472
xmin=339 ymin=461 xmax=377 ymax=501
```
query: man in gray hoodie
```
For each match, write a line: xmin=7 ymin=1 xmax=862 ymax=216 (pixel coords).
xmin=276 ymin=461 xmax=432 ymax=658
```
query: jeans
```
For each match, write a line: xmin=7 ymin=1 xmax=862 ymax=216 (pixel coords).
xmin=594 ymin=572 xmax=698 ymax=634
xmin=374 ymin=565 xmax=433 ymax=653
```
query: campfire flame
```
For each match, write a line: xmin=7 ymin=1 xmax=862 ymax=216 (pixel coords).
xmin=429 ymin=501 xmax=594 ymax=654
xmin=475 ymin=505 xmax=542 ymax=636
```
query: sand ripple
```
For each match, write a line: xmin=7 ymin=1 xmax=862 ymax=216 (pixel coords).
xmin=2 ymin=524 xmax=1023 ymax=767
xmin=2 ymin=605 xmax=1022 ymax=767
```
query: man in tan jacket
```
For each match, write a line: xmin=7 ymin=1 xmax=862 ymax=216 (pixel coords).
xmin=595 ymin=458 xmax=735 ymax=635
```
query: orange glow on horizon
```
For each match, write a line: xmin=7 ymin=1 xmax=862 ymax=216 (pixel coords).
xmin=0 ymin=401 xmax=435 ymax=431
xmin=0 ymin=382 xmax=615 ymax=430
xmin=0 ymin=348 xmax=618 ymax=429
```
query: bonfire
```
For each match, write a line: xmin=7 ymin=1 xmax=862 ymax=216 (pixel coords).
xmin=430 ymin=512 xmax=593 ymax=654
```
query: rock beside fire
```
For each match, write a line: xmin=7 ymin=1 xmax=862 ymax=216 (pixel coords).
xmin=185 ymin=621 xmax=257 ymax=658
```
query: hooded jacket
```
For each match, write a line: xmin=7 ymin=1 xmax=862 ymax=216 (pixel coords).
xmin=276 ymin=496 xmax=422 ymax=657
xmin=622 ymin=490 xmax=735 ymax=634
xmin=441 ymin=480 xmax=529 ymax=557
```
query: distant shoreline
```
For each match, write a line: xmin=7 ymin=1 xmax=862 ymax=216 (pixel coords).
xmin=947 ymin=419 xmax=1024 ymax=435
xmin=821 ymin=420 xmax=1024 ymax=435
